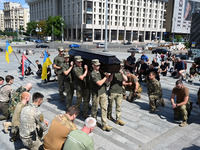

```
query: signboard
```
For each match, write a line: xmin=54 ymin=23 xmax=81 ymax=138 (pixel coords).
xmin=172 ymin=0 xmax=200 ymax=34
xmin=192 ymin=42 xmax=196 ymax=47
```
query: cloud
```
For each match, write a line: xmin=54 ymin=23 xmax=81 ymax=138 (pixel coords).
xmin=22 ymin=4 xmax=29 ymax=9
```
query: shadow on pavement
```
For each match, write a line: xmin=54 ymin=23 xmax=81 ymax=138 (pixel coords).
xmin=182 ymin=144 xmax=200 ymax=150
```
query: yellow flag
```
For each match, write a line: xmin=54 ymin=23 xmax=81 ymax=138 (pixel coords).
xmin=6 ymin=41 xmax=13 ymax=63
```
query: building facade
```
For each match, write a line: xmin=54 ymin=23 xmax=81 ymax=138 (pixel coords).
xmin=26 ymin=0 xmax=166 ymax=42
xmin=4 ymin=2 xmax=30 ymax=32
xmin=0 ymin=10 xmax=4 ymax=31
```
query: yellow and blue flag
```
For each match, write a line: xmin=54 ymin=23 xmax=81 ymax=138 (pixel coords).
xmin=6 ymin=41 xmax=13 ymax=63
xmin=42 ymin=51 xmax=52 ymax=80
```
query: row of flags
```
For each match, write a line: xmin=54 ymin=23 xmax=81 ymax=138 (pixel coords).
xmin=5 ymin=41 xmax=52 ymax=80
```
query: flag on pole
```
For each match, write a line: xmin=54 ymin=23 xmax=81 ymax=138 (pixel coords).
xmin=5 ymin=41 xmax=13 ymax=63
xmin=22 ymin=54 xmax=31 ymax=76
xmin=42 ymin=51 xmax=52 ymax=80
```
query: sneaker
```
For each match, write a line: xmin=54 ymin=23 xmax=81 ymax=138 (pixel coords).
xmin=102 ymin=125 xmax=112 ymax=131
xmin=179 ymin=121 xmax=187 ymax=127
xmin=107 ymin=115 xmax=114 ymax=121
xmin=96 ymin=122 xmax=101 ymax=127
xmin=116 ymin=120 xmax=125 ymax=126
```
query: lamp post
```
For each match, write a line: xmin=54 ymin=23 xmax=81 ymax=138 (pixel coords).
xmin=60 ymin=18 xmax=64 ymax=43
xmin=172 ymin=17 xmax=176 ymax=43
xmin=103 ymin=0 xmax=108 ymax=52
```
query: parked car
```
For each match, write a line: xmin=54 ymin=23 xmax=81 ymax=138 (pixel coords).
xmin=152 ymin=48 xmax=171 ymax=54
xmin=35 ymin=39 xmax=42 ymax=43
xmin=69 ymin=44 xmax=81 ymax=48
xmin=96 ymin=43 xmax=105 ymax=48
xmin=29 ymin=38 xmax=36 ymax=42
xmin=123 ymin=41 xmax=132 ymax=45
xmin=0 ymin=48 xmax=3 ymax=52
xmin=36 ymin=44 xmax=49 ymax=48
xmin=143 ymin=43 xmax=157 ymax=50
xmin=127 ymin=47 xmax=143 ymax=53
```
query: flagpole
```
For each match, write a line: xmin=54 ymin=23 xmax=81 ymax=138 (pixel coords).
xmin=12 ymin=51 xmax=21 ymax=64
xmin=27 ymin=59 xmax=38 ymax=70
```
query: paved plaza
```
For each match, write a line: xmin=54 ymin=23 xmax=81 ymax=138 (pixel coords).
xmin=0 ymin=49 xmax=200 ymax=150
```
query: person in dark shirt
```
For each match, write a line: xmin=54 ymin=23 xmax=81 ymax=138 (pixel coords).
xmin=174 ymin=57 xmax=186 ymax=78
xmin=147 ymin=64 xmax=160 ymax=81
xmin=35 ymin=60 xmax=42 ymax=78
xmin=152 ymin=58 xmax=159 ymax=71
xmin=138 ymin=60 xmax=149 ymax=81
xmin=160 ymin=61 xmax=167 ymax=76
xmin=126 ymin=51 xmax=136 ymax=73
xmin=164 ymin=60 xmax=170 ymax=71
xmin=188 ymin=62 xmax=197 ymax=82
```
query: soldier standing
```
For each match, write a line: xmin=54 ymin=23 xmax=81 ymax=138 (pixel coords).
xmin=53 ymin=47 xmax=65 ymax=101
xmin=19 ymin=92 xmax=48 ymax=150
xmin=60 ymin=53 xmax=74 ymax=109
xmin=107 ymin=62 xmax=128 ymax=126
xmin=124 ymin=70 xmax=142 ymax=102
xmin=90 ymin=59 xmax=112 ymax=131
xmin=72 ymin=56 xmax=90 ymax=118
xmin=170 ymin=80 xmax=191 ymax=127
xmin=147 ymin=71 xmax=165 ymax=113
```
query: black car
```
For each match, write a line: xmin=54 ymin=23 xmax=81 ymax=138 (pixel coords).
xmin=123 ymin=41 xmax=132 ymax=45
xmin=36 ymin=44 xmax=49 ymax=48
xmin=0 ymin=48 xmax=3 ymax=52
xmin=152 ymin=48 xmax=170 ymax=54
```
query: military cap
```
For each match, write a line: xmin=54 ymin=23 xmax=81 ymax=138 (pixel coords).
xmin=92 ymin=59 xmax=101 ymax=65
xmin=63 ymin=53 xmax=70 ymax=58
xmin=58 ymin=47 xmax=64 ymax=51
xmin=74 ymin=56 xmax=83 ymax=62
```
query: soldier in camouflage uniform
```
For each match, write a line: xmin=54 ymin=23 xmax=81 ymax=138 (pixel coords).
xmin=20 ymin=92 xmax=48 ymax=150
xmin=147 ymin=71 xmax=165 ymax=113
xmin=0 ymin=75 xmax=14 ymax=121
xmin=170 ymin=80 xmax=191 ymax=127
xmin=53 ymin=47 xmax=65 ymax=101
xmin=60 ymin=53 xmax=74 ymax=109
xmin=124 ymin=70 xmax=142 ymax=102
xmin=44 ymin=105 xmax=79 ymax=150
xmin=11 ymin=92 xmax=31 ymax=142
xmin=72 ymin=56 xmax=90 ymax=118
xmin=90 ymin=59 xmax=112 ymax=131
xmin=107 ymin=61 xmax=128 ymax=126
xmin=8 ymin=82 xmax=32 ymax=117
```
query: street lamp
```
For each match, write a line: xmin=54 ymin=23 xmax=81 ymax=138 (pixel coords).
xmin=30 ymin=24 xmax=41 ymax=40
xmin=60 ymin=18 xmax=64 ymax=43
xmin=103 ymin=0 xmax=108 ymax=52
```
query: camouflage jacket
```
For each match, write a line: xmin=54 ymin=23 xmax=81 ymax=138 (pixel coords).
xmin=0 ymin=84 xmax=14 ymax=103
xmin=8 ymin=86 xmax=27 ymax=117
xmin=147 ymin=78 xmax=162 ymax=96
xmin=19 ymin=103 xmax=47 ymax=138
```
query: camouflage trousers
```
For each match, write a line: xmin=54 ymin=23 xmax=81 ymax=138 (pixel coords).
xmin=149 ymin=94 xmax=163 ymax=110
xmin=127 ymin=86 xmax=142 ymax=101
xmin=20 ymin=135 xmax=43 ymax=150
xmin=58 ymin=74 xmax=65 ymax=101
xmin=64 ymin=82 xmax=74 ymax=109
xmin=174 ymin=104 xmax=188 ymax=121
xmin=0 ymin=102 xmax=9 ymax=121
xmin=107 ymin=93 xmax=123 ymax=120
xmin=76 ymin=88 xmax=90 ymax=115
xmin=91 ymin=93 xmax=108 ymax=126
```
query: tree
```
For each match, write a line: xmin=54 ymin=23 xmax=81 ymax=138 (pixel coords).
xmin=19 ymin=25 xmax=25 ymax=35
xmin=175 ymin=35 xmax=183 ymax=42
xmin=38 ymin=20 xmax=47 ymax=37
xmin=46 ymin=15 xmax=65 ymax=40
xmin=26 ymin=21 xmax=38 ymax=37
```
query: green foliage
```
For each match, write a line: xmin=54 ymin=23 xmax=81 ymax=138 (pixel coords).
xmin=175 ymin=35 xmax=183 ymax=42
xmin=0 ymin=31 xmax=17 ymax=36
xmin=184 ymin=42 xmax=190 ymax=49
xmin=46 ymin=15 xmax=65 ymax=39
xmin=19 ymin=25 xmax=25 ymax=35
xmin=26 ymin=21 xmax=38 ymax=36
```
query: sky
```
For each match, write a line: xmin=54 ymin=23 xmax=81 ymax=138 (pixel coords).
xmin=0 ymin=0 xmax=29 ymax=10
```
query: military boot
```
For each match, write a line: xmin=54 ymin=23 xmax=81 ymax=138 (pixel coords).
xmin=3 ymin=121 xmax=12 ymax=134
xmin=107 ymin=114 xmax=114 ymax=121
xmin=150 ymin=108 xmax=156 ymax=113
xmin=179 ymin=121 xmax=187 ymax=127
xmin=161 ymin=98 xmax=165 ymax=107
xmin=102 ymin=125 xmax=112 ymax=131
xmin=116 ymin=120 xmax=125 ymax=126
xmin=96 ymin=122 xmax=101 ymax=127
